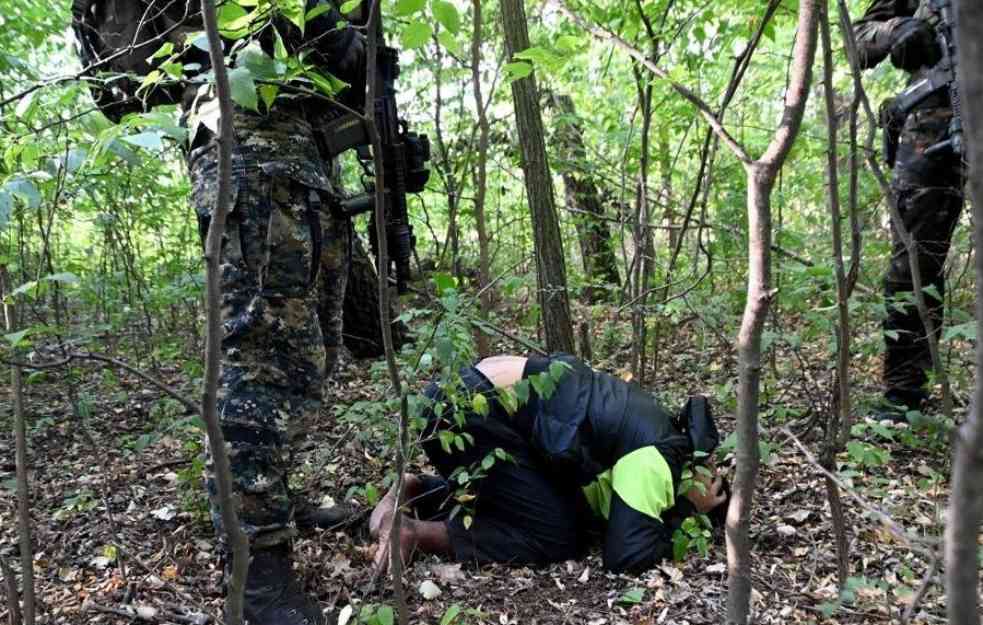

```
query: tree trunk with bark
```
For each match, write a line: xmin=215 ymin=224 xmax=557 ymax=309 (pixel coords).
xmin=1 ymin=266 xmax=34 ymax=625
xmin=549 ymin=93 xmax=620 ymax=303
xmin=818 ymin=3 xmax=851 ymax=589
xmin=470 ymin=0 xmax=493 ymax=358
xmin=726 ymin=3 xmax=820 ymax=623
xmin=198 ymin=2 xmax=249 ymax=621
xmin=341 ymin=235 xmax=409 ymax=359
xmin=501 ymin=0 xmax=575 ymax=354
xmin=945 ymin=3 xmax=983 ymax=623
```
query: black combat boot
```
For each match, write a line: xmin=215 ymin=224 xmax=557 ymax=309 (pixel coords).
xmin=235 ymin=545 xmax=326 ymax=625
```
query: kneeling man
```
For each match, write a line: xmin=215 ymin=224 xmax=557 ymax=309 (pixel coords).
xmin=371 ymin=353 xmax=728 ymax=574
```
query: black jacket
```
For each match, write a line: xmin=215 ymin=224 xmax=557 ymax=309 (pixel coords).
xmin=519 ymin=354 xmax=696 ymax=572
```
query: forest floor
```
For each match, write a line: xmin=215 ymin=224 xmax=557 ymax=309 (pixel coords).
xmin=0 ymin=307 xmax=972 ymax=625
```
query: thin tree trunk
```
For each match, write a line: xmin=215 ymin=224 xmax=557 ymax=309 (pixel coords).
xmin=1 ymin=267 xmax=34 ymax=625
xmin=727 ymin=3 xmax=820 ymax=623
xmin=198 ymin=2 xmax=249 ymax=622
xmin=818 ymin=2 xmax=850 ymax=589
xmin=549 ymin=93 xmax=620 ymax=303
xmin=630 ymin=66 xmax=653 ymax=382
xmin=1 ymin=557 xmax=21 ymax=625
xmin=471 ymin=0 xmax=493 ymax=358
xmin=364 ymin=3 xmax=409 ymax=621
xmin=501 ymin=0 xmax=575 ymax=354
xmin=945 ymin=2 xmax=983 ymax=622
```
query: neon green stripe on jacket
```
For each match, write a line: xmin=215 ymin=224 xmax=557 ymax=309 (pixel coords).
xmin=582 ymin=446 xmax=675 ymax=520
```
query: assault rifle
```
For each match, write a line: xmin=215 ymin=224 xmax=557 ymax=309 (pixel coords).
xmin=319 ymin=41 xmax=430 ymax=294
xmin=881 ymin=0 xmax=963 ymax=167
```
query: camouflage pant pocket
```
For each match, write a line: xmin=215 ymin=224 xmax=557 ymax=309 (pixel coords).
xmin=240 ymin=173 xmax=319 ymax=300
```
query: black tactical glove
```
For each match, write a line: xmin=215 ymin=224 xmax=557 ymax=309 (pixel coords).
xmin=889 ymin=18 xmax=942 ymax=72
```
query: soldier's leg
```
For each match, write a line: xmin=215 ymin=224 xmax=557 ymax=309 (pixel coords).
xmin=192 ymin=152 xmax=328 ymax=624
xmin=882 ymin=108 xmax=964 ymax=410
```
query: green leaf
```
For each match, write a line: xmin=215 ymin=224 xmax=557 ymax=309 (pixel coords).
xmin=497 ymin=387 xmax=518 ymax=415
xmin=436 ymin=30 xmax=461 ymax=55
xmin=618 ymin=588 xmax=645 ymax=605
xmin=395 ymin=0 xmax=426 ymax=16
xmin=481 ymin=454 xmax=494 ymax=471
xmin=758 ymin=440 xmax=772 ymax=464
xmin=438 ymin=430 xmax=454 ymax=453
xmin=228 ymin=66 xmax=259 ymax=111
xmin=5 ymin=177 xmax=41 ymax=209
xmin=122 ymin=131 xmax=164 ymax=151
xmin=239 ymin=44 xmax=280 ymax=80
xmin=555 ymin=35 xmax=583 ymax=53
xmin=548 ymin=360 xmax=570 ymax=382
xmin=4 ymin=328 xmax=31 ymax=347
xmin=440 ymin=604 xmax=462 ymax=625
xmin=151 ymin=41 xmax=175 ymax=60
xmin=258 ymin=84 xmax=279 ymax=111
xmin=363 ymin=483 xmax=380 ymax=506
xmin=273 ymin=28 xmax=289 ymax=61
xmin=846 ymin=440 xmax=865 ymax=464
xmin=943 ymin=321 xmax=976 ymax=342
xmin=503 ymin=61 xmax=533 ymax=81
xmin=0 ymin=190 xmax=10 ymax=230
xmin=217 ymin=3 xmax=253 ymax=39
xmin=401 ymin=21 xmax=432 ymax=49
xmin=186 ymin=31 xmax=209 ymax=52
xmin=340 ymin=0 xmax=361 ymax=13
xmin=672 ymin=530 xmax=689 ymax=561
xmin=306 ymin=70 xmax=347 ymax=96
xmin=432 ymin=0 xmax=460 ymax=34
xmin=280 ymin=0 xmax=307 ymax=32
xmin=513 ymin=379 xmax=530 ymax=405
xmin=433 ymin=272 xmax=457 ymax=294
xmin=375 ymin=605 xmax=394 ymax=625
xmin=306 ymin=2 xmax=332 ymax=22
xmin=472 ymin=393 xmax=489 ymax=416
xmin=14 ymin=90 xmax=37 ymax=120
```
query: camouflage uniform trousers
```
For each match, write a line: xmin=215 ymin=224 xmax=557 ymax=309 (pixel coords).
xmin=883 ymin=106 xmax=964 ymax=403
xmin=189 ymin=109 xmax=350 ymax=548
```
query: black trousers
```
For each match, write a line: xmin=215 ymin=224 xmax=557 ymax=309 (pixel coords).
xmin=884 ymin=107 xmax=964 ymax=404
xmin=414 ymin=367 xmax=591 ymax=567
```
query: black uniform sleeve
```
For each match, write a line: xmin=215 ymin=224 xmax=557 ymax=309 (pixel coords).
xmin=291 ymin=0 xmax=366 ymax=84
xmin=853 ymin=0 xmax=916 ymax=69
xmin=602 ymin=491 xmax=673 ymax=574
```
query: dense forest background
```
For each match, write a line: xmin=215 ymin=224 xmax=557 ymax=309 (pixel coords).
xmin=1 ymin=0 xmax=981 ymax=624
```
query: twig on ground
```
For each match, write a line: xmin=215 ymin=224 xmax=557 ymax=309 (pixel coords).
xmin=781 ymin=427 xmax=939 ymax=556
xmin=1 ymin=558 xmax=21 ymax=625
xmin=84 ymin=601 xmax=209 ymax=625
xmin=901 ymin=550 xmax=941 ymax=625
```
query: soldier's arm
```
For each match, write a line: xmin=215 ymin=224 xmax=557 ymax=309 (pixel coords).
xmin=853 ymin=0 xmax=916 ymax=69
xmin=302 ymin=0 xmax=366 ymax=84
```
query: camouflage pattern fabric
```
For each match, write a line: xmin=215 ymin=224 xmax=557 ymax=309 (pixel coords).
xmin=883 ymin=107 xmax=963 ymax=403
xmin=189 ymin=108 xmax=350 ymax=547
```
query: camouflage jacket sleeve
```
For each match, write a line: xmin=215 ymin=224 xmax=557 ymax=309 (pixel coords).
xmin=853 ymin=0 xmax=917 ymax=69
